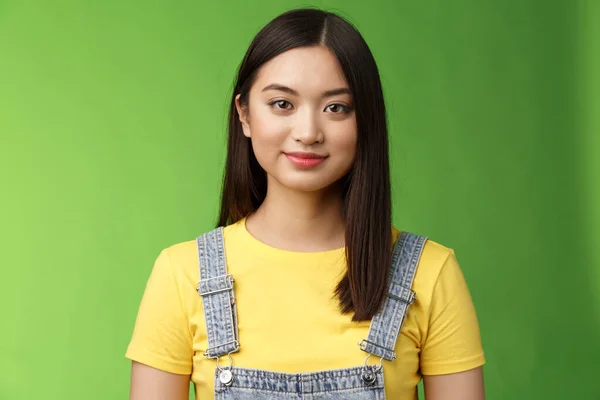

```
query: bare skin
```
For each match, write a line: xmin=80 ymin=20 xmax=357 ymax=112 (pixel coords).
xmin=424 ymin=367 xmax=486 ymax=400
xmin=130 ymin=362 xmax=189 ymax=400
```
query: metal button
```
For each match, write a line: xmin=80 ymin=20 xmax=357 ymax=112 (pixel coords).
xmin=219 ymin=369 xmax=233 ymax=386
xmin=362 ymin=369 xmax=376 ymax=386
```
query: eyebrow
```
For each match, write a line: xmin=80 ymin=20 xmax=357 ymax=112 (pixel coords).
xmin=261 ymin=83 xmax=352 ymax=98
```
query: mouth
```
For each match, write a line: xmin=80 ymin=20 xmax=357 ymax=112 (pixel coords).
xmin=284 ymin=152 xmax=327 ymax=168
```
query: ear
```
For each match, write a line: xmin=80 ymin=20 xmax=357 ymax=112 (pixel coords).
xmin=235 ymin=94 xmax=251 ymax=138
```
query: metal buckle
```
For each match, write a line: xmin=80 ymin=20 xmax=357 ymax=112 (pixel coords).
xmin=197 ymin=274 xmax=235 ymax=296
xmin=388 ymin=287 xmax=416 ymax=304
xmin=363 ymin=353 xmax=384 ymax=371
xmin=358 ymin=339 xmax=396 ymax=358
xmin=207 ymin=352 xmax=235 ymax=386
xmin=361 ymin=353 xmax=384 ymax=386
xmin=203 ymin=339 xmax=240 ymax=358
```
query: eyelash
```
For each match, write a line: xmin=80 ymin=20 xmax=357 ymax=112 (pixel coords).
xmin=269 ymin=100 xmax=352 ymax=114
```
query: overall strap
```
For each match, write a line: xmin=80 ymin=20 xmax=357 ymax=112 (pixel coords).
xmin=196 ymin=227 xmax=240 ymax=359
xmin=359 ymin=232 xmax=427 ymax=361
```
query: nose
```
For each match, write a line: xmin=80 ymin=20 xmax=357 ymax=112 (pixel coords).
xmin=291 ymin=109 xmax=324 ymax=144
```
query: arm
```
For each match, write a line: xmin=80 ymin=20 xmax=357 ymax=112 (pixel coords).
xmin=423 ymin=366 xmax=485 ymax=400
xmin=125 ymin=249 xmax=195 ymax=399
xmin=130 ymin=361 xmax=190 ymax=400
xmin=419 ymin=249 xmax=486 ymax=399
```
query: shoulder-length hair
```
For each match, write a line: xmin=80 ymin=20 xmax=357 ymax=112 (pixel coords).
xmin=217 ymin=8 xmax=391 ymax=321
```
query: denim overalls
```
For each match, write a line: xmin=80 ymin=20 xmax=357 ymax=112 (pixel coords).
xmin=196 ymin=227 xmax=427 ymax=399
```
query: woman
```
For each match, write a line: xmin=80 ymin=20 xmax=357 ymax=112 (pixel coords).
xmin=127 ymin=8 xmax=486 ymax=400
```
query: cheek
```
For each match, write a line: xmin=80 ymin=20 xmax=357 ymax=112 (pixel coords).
xmin=251 ymin=104 xmax=291 ymax=138
xmin=252 ymin=110 xmax=287 ymax=139
xmin=330 ymin=121 xmax=358 ymax=157
xmin=248 ymin=108 xmax=288 ymax=162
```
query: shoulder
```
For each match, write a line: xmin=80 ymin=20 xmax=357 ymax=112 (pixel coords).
xmin=161 ymin=238 xmax=198 ymax=267
xmin=144 ymin=239 xmax=198 ymax=290
xmin=392 ymin=226 xmax=458 ymax=302
xmin=418 ymin=238 xmax=457 ymax=278
xmin=392 ymin=226 xmax=455 ymax=271
xmin=157 ymin=223 xmax=239 ymax=281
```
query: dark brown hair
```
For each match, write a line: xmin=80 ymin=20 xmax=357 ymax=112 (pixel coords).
xmin=217 ymin=8 xmax=391 ymax=321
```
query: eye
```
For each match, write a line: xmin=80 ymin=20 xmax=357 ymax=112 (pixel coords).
xmin=270 ymin=100 xmax=293 ymax=110
xmin=325 ymin=104 xmax=351 ymax=113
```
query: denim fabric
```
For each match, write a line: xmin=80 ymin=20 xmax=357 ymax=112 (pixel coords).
xmin=360 ymin=232 xmax=427 ymax=361
xmin=196 ymin=228 xmax=240 ymax=358
xmin=214 ymin=366 xmax=385 ymax=400
xmin=197 ymin=228 xmax=427 ymax=399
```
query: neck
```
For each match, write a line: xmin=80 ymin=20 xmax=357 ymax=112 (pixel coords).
xmin=245 ymin=180 xmax=346 ymax=252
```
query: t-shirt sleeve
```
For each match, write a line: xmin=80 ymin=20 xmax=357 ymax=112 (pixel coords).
xmin=125 ymin=249 xmax=193 ymax=375
xmin=420 ymin=250 xmax=486 ymax=375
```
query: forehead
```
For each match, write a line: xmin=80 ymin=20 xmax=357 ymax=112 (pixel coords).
xmin=253 ymin=46 xmax=349 ymax=93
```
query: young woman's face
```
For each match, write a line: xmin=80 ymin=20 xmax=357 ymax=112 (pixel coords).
xmin=236 ymin=45 xmax=357 ymax=193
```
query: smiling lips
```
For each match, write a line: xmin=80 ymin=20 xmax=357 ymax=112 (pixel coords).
xmin=284 ymin=152 xmax=327 ymax=168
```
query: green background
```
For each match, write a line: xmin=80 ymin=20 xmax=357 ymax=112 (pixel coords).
xmin=1 ymin=0 xmax=598 ymax=399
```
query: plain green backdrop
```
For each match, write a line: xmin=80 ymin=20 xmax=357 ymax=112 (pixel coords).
xmin=1 ymin=0 xmax=599 ymax=399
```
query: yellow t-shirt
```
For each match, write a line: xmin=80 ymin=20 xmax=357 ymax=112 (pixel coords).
xmin=126 ymin=218 xmax=485 ymax=399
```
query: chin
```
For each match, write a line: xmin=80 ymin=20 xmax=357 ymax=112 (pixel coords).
xmin=282 ymin=180 xmax=331 ymax=192
xmin=272 ymin=174 xmax=345 ymax=193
